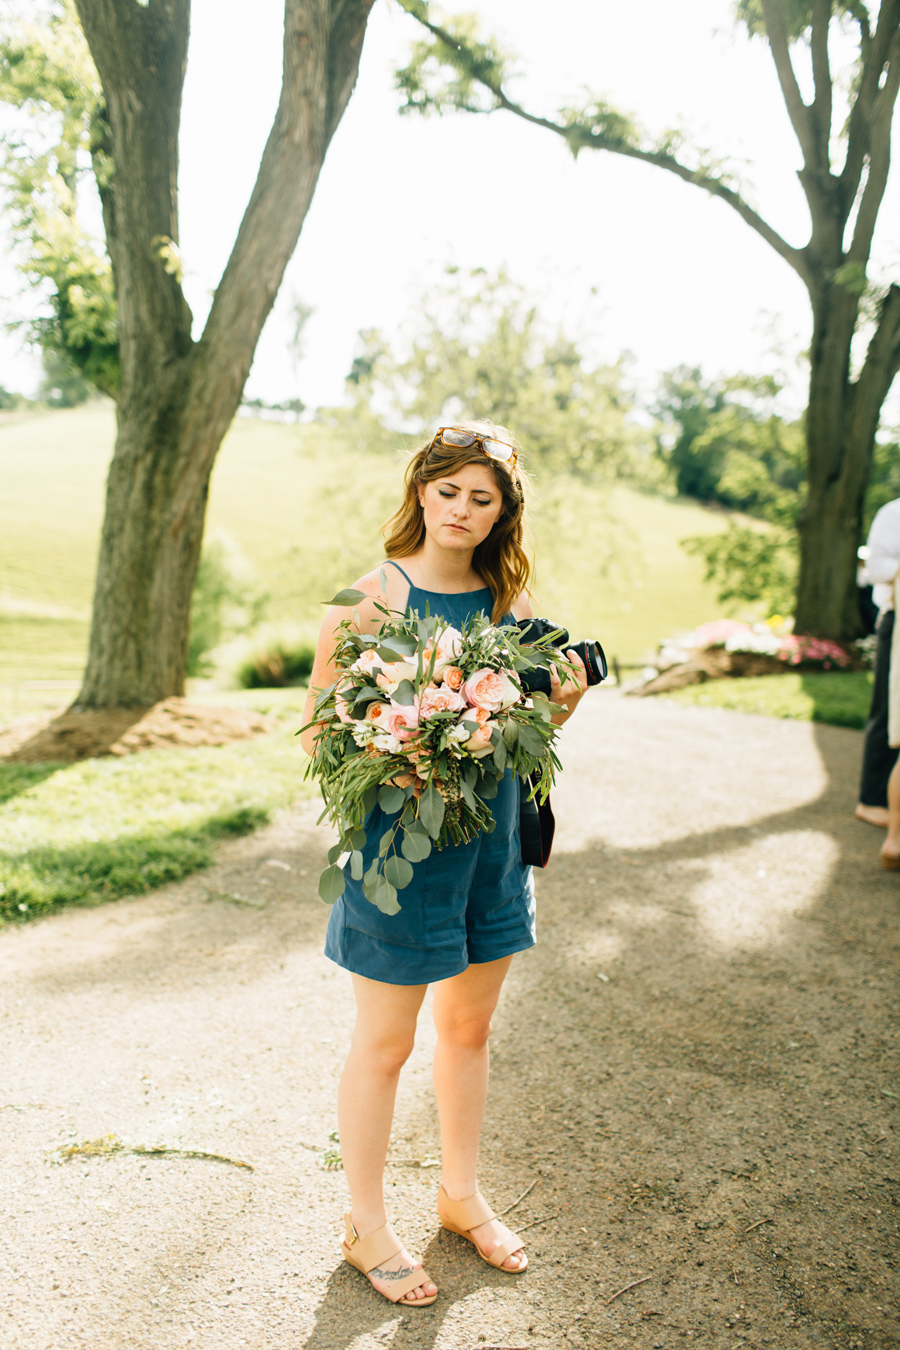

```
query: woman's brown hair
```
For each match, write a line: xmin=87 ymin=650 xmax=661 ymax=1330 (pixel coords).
xmin=382 ymin=420 xmax=532 ymax=623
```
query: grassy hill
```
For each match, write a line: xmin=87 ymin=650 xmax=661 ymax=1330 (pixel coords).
xmin=0 ymin=405 xmax=741 ymax=716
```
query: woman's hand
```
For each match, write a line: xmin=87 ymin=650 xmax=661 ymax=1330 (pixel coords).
xmin=549 ymin=649 xmax=588 ymax=724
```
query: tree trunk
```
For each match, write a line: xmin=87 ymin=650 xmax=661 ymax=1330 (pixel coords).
xmin=74 ymin=0 xmax=374 ymax=708
xmin=796 ymin=282 xmax=900 ymax=638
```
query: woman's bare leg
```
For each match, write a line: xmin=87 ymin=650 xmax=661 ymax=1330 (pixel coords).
xmin=882 ymin=758 xmax=900 ymax=860
xmin=431 ymin=956 xmax=525 ymax=1270
xmin=337 ymin=973 xmax=436 ymax=1302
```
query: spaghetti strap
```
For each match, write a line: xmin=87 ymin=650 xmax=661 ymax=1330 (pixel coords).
xmin=382 ymin=559 xmax=413 ymax=585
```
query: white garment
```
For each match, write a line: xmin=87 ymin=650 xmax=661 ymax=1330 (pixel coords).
xmin=864 ymin=499 xmax=900 ymax=612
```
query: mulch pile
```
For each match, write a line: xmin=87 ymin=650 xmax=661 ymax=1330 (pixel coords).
xmin=0 ymin=697 xmax=276 ymax=764
xmin=637 ymin=646 xmax=807 ymax=694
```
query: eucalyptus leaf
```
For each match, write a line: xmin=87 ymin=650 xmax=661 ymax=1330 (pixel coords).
xmin=418 ymin=784 xmax=445 ymax=839
xmin=362 ymin=785 xmax=378 ymax=815
xmin=374 ymin=876 xmax=401 ymax=915
xmin=458 ymin=775 xmax=478 ymax=810
xmin=362 ymin=858 xmax=380 ymax=903
xmin=392 ymin=678 xmax=416 ymax=707
xmin=350 ymin=850 xmax=364 ymax=880
xmin=378 ymin=784 xmax=406 ymax=815
xmin=327 ymin=843 xmax=342 ymax=865
xmin=376 ymin=645 xmax=407 ymax=662
xmin=384 ymin=854 xmax=415 ymax=890
xmin=492 ymin=737 xmax=508 ymax=773
xmin=401 ymin=830 xmax=432 ymax=862
xmin=318 ymin=864 xmax=345 ymax=905
xmin=350 ymin=828 xmax=367 ymax=851
xmin=378 ymin=830 xmax=394 ymax=856
xmin=517 ymin=723 xmax=546 ymax=756
xmin=478 ymin=775 xmax=499 ymax=801
xmin=502 ymin=720 xmax=519 ymax=748
xmin=325 ymin=588 xmax=368 ymax=607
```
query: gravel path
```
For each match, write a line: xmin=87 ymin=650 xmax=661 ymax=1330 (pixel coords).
xmin=1 ymin=690 xmax=897 ymax=1350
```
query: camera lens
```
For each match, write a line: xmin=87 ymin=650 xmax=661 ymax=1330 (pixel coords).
xmin=569 ymin=640 xmax=608 ymax=686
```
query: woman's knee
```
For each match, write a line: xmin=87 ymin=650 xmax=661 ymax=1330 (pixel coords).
xmin=434 ymin=1008 xmax=493 ymax=1050
xmin=351 ymin=1027 xmax=416 ymax=1076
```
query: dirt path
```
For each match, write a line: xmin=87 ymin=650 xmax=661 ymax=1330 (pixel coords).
xmin=1 ymin=691 xmax=897 ymax=1350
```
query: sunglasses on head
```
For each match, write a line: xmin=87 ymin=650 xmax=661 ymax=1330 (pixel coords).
xmin=427 ymin=426 xmax=518 ymax=468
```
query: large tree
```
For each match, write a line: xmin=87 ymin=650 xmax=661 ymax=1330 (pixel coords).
xmin=396 ymin=0 xmax=900 ymax=639
xmin=0 ymin=0 xmax=374 ymax=707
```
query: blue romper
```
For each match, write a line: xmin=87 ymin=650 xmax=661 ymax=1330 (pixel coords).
xmin=324 ymin=562 xmax=536 ymax=986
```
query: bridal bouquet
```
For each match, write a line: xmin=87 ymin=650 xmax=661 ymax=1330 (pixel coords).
xmin=302 ymin=582 xmax=570 ymax=915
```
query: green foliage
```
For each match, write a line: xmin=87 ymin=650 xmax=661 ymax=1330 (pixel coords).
xmin=394 ymin=2 xmax=514 ymax=116
xmin=682 ymin=522 xmax=797 ymax=615
xmin=0 ymin=0 xmax=119 ymax=395
xmin=665 ymin=669 xmax=873 ymax=729
xmin=347 ymin=266 xmax=645 ymax=478
xmin=38 ymin=347 xmax=95 ymax=407
xmin=653 ymin=367 xmax=805 ymax=518
xmin=235 ymin=638 xmax=316 ymax=688
xmin=188 ymin=538 xmax=266 ymax=677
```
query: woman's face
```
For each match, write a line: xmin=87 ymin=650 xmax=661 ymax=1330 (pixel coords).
xmin=418 ymin=462 xmax=505 ymax=552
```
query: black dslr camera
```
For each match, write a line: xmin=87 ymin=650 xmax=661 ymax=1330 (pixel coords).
xmin=515 ymin=616 xmax=608 ymax=697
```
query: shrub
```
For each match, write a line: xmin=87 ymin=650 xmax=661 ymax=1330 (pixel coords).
xmin=236 ymin=639 xmax=316 ymax=688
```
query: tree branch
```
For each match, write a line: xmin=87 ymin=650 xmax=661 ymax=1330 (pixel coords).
xmin=849 ymin=283 xmax=900 ymax=460
xmin=196 ymin=0 xmax=374 ymax=438
xmin=847 ymin=24 xmax=900 ymax=261
xmin=401 ymin=5 xmax=810 ymax=288
xmin=810 ymin=0 xmax=834 ymax=161
xmin=840 ymin=0 xmax=900 ymax=219
xmin=759 ymin=0 xmax=816 ymax=165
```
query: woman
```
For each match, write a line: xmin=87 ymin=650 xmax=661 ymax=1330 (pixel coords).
xmin=301 ymin=422 xmax=588 ymax=1307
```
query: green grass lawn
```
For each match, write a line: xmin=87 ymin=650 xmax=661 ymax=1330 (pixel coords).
xmin=0 ymin=406 xmax=739 ymax=695
xmin=663 ymin=670 xmax=873 ymax=730
xmin=0 ymin=689 xmax=312 ymax=925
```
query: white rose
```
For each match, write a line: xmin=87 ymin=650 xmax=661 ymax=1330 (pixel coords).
xmin=372 ymin=732 xmax=402 ymax=754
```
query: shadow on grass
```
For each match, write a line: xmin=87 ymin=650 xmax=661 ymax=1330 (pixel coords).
xmin=0 ymin=805 xmax=269 ymax=925
xmin=0 ymin=761 xmax=65 ymax=806
xmin=798 ymin=669 xmax=873 ymax=730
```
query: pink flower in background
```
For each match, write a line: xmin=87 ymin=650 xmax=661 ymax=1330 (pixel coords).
xmin=462 ymin=668 xmax=519 ymax=713
xmin=420 ymin=685 xmax=467 ymax=718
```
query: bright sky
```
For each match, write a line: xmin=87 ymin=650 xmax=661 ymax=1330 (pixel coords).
xmin=2 ymin=0 xmax=898 ymax=421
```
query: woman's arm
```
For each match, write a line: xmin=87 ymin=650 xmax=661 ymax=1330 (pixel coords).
xmin=299 ymin=566 xmax=407 ymax=756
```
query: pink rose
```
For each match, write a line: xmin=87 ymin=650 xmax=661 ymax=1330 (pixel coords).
xmin=387 ymin=701 xmax=420 ymax=741
xmin=442 ymin=665 xmax=464 ymax=691
xmin=463 ymin=719 xmax=495 ymax=757
xmin=364 ymin=701 xmax=389 ymax=725
xmin=351 ymin=648 xmax=381 ymax=677
xmin=420 ymin=685 xmax=467 ymax=718
xmin=435 ymin=625 xmax=463 ymax=660
xmin=462 ymin=667 xmax=520 ymax=713
xmin=335 ymin=680 xmax=354 ymax=723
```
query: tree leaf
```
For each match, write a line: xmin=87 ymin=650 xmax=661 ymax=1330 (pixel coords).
xmin=318 ymin=864 xmax=345 ymax=905
xmin=418 ymin=783 xmax=445 ymax=839
xmin=401 ymin=829 xmax=432 ymax=862
xmin=378 ymin=784 xmax=406 ymax=815
xmin=374 ymin=876 xmax=400 ymax=915
xmin=325 ymin=588 xmax=368 ymax=607
xmin=384 ymin=854 xmax=415 ymax=890
xmin=350 ymin=850 xmax=364 ymax=880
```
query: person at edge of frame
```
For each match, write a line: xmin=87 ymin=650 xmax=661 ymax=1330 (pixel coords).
xmin=856 ymin=497 xmax=900 ymax=830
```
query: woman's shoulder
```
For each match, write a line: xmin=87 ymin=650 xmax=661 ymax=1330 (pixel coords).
xmin=335 ymin=562 xmax=411 ymax=633
xmin=510 ymin=590 xmax=534 ymax=622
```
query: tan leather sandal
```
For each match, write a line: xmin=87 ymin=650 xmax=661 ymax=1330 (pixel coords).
xmin=341 ymin=1214 xmax=437 ymax=1306
xmin=437 ymin=1184 xmax=528 ymax=1272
